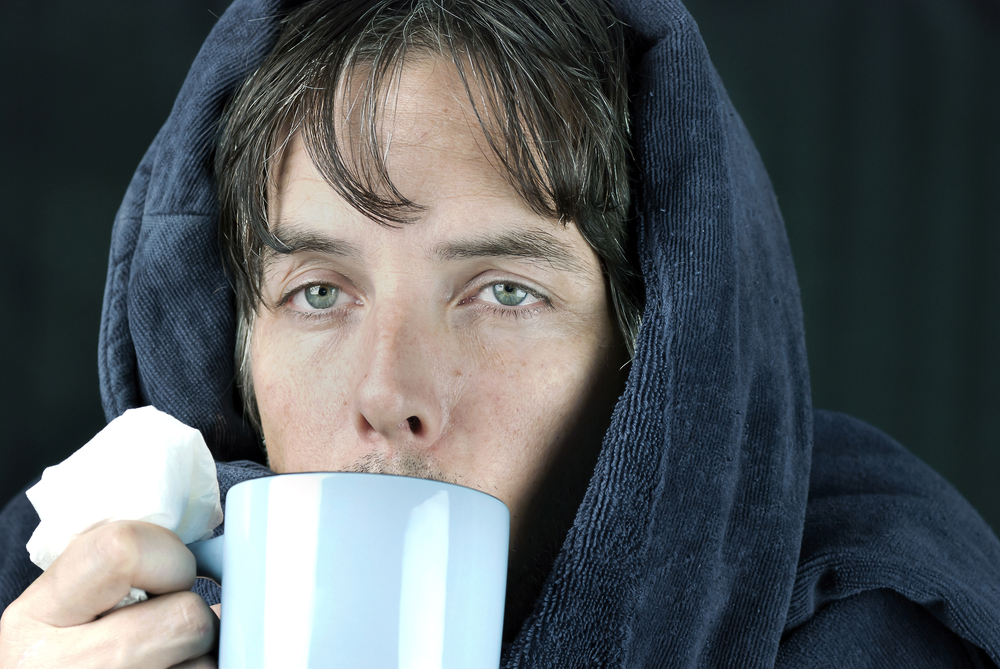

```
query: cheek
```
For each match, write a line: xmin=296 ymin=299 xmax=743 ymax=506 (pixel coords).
xmin=453 ymin=322 xmax=612 ymax=501
xmin=251 ymin=320 xmax=355 ymax=472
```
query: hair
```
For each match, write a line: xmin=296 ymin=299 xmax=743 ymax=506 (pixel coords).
xmin=216 ymin=0 xmax=642 ymax=433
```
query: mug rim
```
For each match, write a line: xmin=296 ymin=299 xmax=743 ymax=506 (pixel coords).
xmin=229 ymin=470 xmax=509 ymax=508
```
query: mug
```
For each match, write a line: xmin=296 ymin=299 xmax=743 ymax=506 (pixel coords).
xmin=187 ymin=472 xmax=509 ymax=669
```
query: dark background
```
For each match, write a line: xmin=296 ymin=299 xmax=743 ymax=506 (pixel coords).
xmin=2 ymin=1 xmax=997 ymax=530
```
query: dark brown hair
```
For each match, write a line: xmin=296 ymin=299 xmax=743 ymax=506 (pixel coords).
xmin=216 ymin=0 xmax=641 ymax=430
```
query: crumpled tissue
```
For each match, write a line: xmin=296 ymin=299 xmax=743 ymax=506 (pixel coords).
xmin=25 ymin=406 xmax=223 ymax=609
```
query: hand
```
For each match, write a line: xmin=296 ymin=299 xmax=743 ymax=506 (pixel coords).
xmin=0 ymin=520 xmax=218 ymax=668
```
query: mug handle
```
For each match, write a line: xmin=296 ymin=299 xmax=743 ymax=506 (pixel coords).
xmin=187 ymin=535 xmax=224 ymax=585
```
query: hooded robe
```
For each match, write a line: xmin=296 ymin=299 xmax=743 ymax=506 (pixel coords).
xmin=1 ymin=0 xmax=999 ymax=666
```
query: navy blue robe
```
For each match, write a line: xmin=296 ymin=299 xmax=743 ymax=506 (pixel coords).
xmin=2 ymin=1 xmax=998 ymax=666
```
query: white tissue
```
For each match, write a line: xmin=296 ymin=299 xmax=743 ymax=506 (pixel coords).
xmin=25 ymin=406 xmax=223 ymax=609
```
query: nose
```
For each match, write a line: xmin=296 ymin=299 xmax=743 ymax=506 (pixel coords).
xmin=352 ymin=302 xmax=445 ymax=448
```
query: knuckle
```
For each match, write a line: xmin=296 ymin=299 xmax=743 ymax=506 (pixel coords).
xmin=90 ymin=522 xmax=142 ymax=574
xmin=1 ymin=592 xmax=36 ymax=637
xmin=171 ymin=592 xmax=214 ymax=639
xmin=0 ymin=602 xmax=39 ymax=664
xmin=0 ymin=600 xmax=22 ymax=631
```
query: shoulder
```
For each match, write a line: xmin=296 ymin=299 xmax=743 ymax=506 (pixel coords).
xmin=0 ymin=489 xmax=43 ymax=612
xmin=784 ymin=410 xmax=1000 ymax=665
xmin=778 ymin=588 xmax=996 ymax=668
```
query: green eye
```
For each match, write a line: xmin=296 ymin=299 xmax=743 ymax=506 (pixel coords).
xmin=493 ymin=283 xmax=527 ymax=306
xmin=304 ymin=284 xmax=339 ymax=309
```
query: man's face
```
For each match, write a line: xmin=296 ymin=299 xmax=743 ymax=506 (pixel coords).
xmin=252 ymin=58 xmax=626 ymax=577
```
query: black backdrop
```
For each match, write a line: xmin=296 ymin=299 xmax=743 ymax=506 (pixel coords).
xmin=2 ymin=1 xmax=997 ymax=531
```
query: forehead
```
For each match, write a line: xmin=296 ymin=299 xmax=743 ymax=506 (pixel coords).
xmin=270 ymin=58 xmax=536 ymax=229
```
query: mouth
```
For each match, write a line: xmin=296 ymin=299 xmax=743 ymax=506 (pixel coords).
xmin=349 ymin=450 xmax=457 ymax=485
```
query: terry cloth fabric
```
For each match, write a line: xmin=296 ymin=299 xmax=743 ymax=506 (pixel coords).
xmin=2 ymin=0 xmax=999 ymax=666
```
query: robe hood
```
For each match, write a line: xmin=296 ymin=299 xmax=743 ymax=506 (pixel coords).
xmin=71 ymin=0 xmax=1000 ymax=665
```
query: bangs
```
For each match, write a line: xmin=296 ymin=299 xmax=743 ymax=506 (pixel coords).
xmin=279 ymin=0 xmax=629 ymax=228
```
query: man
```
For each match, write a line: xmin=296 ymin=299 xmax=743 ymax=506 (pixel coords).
xmin=2 ymin=0 xmax=999 ymax=667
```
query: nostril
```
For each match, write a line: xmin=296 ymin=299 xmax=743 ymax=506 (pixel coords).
xmin=406 ymin=416 xmax=421 ymax=433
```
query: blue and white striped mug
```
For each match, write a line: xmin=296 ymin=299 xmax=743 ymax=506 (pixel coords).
xmin=188 ymin=472 xmax=509 ymax=669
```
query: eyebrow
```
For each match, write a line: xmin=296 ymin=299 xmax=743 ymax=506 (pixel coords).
xmin=264 ymin=222 xmax=586 ymax=274
xmin=262 ymin=222 xmax=364 ymax=266
xmin=432 ymin=229 xmax=586 ymax=273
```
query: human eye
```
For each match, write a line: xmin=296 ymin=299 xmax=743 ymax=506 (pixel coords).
xmin=470 ymin=281 xmax=547 ymax=313
xmin=285 ymin=283 xmax=354 ymax=313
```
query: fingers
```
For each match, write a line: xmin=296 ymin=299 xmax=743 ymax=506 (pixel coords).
xmin=1 ymin=521 xmax=217 ymax=669
xmin=91 ymin=591 xmax=218 ymax=668
xmin=1 ymin=590 xmax=219 ymax=669
xmin=171 ymin=657 xmax=218 ymax=669
xmin=23 ymin=521 xmax=196 ymax=627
